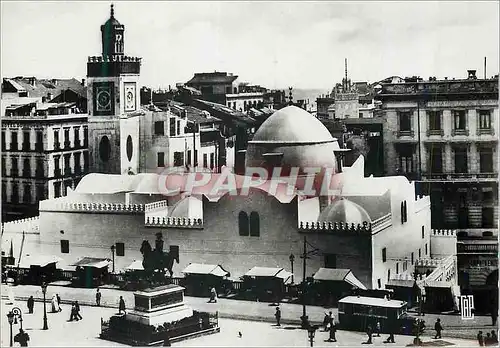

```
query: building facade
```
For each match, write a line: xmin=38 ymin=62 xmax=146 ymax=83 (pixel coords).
xmin=376 ymin=70 xmax=499 ymax=307
xmin=1 ymin=102 xmax=88 ymax=222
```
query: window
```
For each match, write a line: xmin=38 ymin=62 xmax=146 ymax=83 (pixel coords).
xmin=480 ymin=148 xmax=493 ymax=173
xmin=63 ymin=154 xmax=71 ymax=175
xmin=157 ymin=152 xmax=165 ymax=167
xmin=53 ymin=130 xmax=59 ymax=149
xmin=194 ymin=150 xmax=198 ymax=167
xmin=382 ymin=247 xmax=387 ymax=262
xmin=421 ymin=226 xmax=424 ymax=239
xmin=64 ymin=128 xmax=70 ymax=148
xmin=225 ymin=86 xmax=231 ymax=94
xmin=154 ymin=121 xmax=164 ymax=135
xmin=453 ymin=110 xmax=467 ymax=130
xmin=249 ymin=211 xmax=260 ymax=237
xmin=115 ymin=242 xmax=125 ymax=256
xmin=22 ymin=131 xmax=30 ymax=151
xmin=35 ymin=131 xmax=43 ymax=151
xmin=454 ymin=147 xmax=468 ymax=173
xmin=83 ymin=126 xmax=88 ymax=146
xmin=324 ymin=254 xmax=337 ymax=268
xmin=478 ymin=110 xmax=492 ymax=129
xmin=399 ymin=155 xmax=413 ymax=174
xmin=210 ymin=153 xmax=215 ymax=170
xmin=428 ymin=111 xmax=442 ymax=131
xmin=23 ymin=184 xmax=31 ymax=204
xmin=11 ymin=182 xmax=19 ymax=203
xmin=54 ymin=182 xmax=62 ymax=198
xmin=203 ymin=154 xmax=208 ymax=168
xmin=396 ymin=263 xmax=399 ymax=274
xmin=418 ymin=248 xmax=421 ymax=258
xmin=1 ymin=131 xmax=5 ymax=151
xmin=411 ymin=252 xmax=414 ymax=265
xmin=400 ymin=201 xmax=407 ymax=223
xmin=176 ymin=120 xmax=181 ymax=135
xmin=187 ymin=150 xmax=192 ymax=166
xmin=377 ymin=279 xmax=381 ymax=289
xmin=36 ymin=184 xmax=45 ymax=201
xmin=482 ymin=207 xmax=494 ymax=228
xmin=425 ymin=243 xmax=428 ymax=255
xmin=60 ymin=240 xmax=69 ymax=254
xmin=483 ymin=231 xmax=494 ymax=237
xmin=11 ymin=158 xmax=18 ymax=177
xmin=238 ymin=211 xmax=249 ymax=236
xmin=74 ymin=127 xmax=80 ymax=146
xmin=169 ymin=118 xmax=176 ymax=136
xmin=429 ymin=146 xmax=443 ymax=173
xmin=11 ymin=131 xmax=18 ymax=151
xmin=173 ymin=152 xmax=184 ymax=167
xmin=74 ymin=152 xmax=81 ymax=173
xmin=23 ymin=158 xmax=31 ymax=177
xmin=1 ymin=157 xmax=5 ymax=176
xmin=398 ymin=111 xmax=411 ymax=132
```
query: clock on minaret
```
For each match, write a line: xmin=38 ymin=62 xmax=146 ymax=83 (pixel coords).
xmin=93 ymin=82 xmax=115 ymax=115
xmin=124 ymin=82 xmax=136 ymax=112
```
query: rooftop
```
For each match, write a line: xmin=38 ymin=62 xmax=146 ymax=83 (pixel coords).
xmin=187 ymin=72 xmax=238 ymax=85
xmin=3 ymin=77 xmax=86 ymax=99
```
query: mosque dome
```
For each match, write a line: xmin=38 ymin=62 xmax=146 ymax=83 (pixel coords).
xmin=245 ymin=106 xmax=339 ymax=180
xmin=252 ymin=106 xmax=334 ymax=144
xmin=168 ymin=196 xmax=203 ymax=219
xmin=318 ymin=198 xmax=371 ymax=225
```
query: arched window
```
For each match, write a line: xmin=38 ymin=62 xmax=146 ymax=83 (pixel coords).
xmin=249 ymin=211 xmax=260 ymax=237
xmin=238 ymin=211 xmax=249 ymax=236
xmin=401 ymin=200 xmax=408 ymax=224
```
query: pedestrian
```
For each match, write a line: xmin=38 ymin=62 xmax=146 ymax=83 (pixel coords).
xmin=327 ymin=317 xmax=337 ymax=342
xmin=365 ymin=325 xmax=373 ymax=344
xmin=96 ymin=289 xmax=102 ymax=306
xmin=14 ymin=328 xmax=29 ymax=347
xmin=484 ymin=333 xmax=492 ymax=346
xmin=27 ymin=296 xmax=34 ymax=314
xmin=375 ymin=320 xmax=381 ymax=337
xmin=51 ymin=294 xmax=60 ymax=313
xmin=275 ymin=306 xmax=281 ymax=326
xmin=477 ymin=331 xmax=484 ymax=346
xmin=491 ymin=330 xmax=498 ymax=344
xmin=323 ymin=313 xmax=330 ymax=331
xmin=208 ymin=287 xmax=217 ymax=303
xmin=162 ymin=333 xmax=171 ymax=347
xmin=56 ymin=294 xmax=61 ymax=308
xmin=119 ymin=296 xmax=126 ymax=314
xmin=75 ymin=301 xmax=83 ymax=320
xmin=491 ymin=308 xmax=498 ymax=327
xmin=434 ymin=318 xmax=442 ymax=339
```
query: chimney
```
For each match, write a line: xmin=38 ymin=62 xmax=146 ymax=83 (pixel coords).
xmin=51 ymin=79 xmax=57 ymax=86
xmin=81 ymin=79 xmax=86 ymax=86
xmin=467 ymin=70 xmax=477 ymax=79
xmin=30 ymin=77 xmax=36 ymax=87
xmin=47 ymin=92 xmax=53 ymax=101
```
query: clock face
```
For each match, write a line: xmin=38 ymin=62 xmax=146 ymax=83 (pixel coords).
xmin=97 ymin=91 xmax=111 ymax=109
xmin=93 ymin=82 xmax=114 ymax=115
xmin=124 ymin=83 xmax=136 ymax=112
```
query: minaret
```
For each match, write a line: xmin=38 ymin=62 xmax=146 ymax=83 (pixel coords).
xmin=86 ymin=4 xmax=142 ymax=174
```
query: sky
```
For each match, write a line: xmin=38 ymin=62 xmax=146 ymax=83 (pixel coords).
xmin=1 ymin=1 xmax=499 ymax=91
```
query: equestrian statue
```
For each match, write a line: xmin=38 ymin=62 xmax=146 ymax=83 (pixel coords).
xmin=140 ymin=233 xmax=179 ymax=285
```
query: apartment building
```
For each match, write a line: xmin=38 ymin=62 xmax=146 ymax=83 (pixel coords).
xmin=2 ymin=101 xmax=89 ymax=221
xmin=376 ymin=70 xmax=498 ymax=308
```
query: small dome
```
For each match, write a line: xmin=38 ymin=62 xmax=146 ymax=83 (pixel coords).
xmin=251 ymin=106 xmax=334 ymax=144
xmin=169 ymin=196 xmax=203 ymax=219
xmin=318 ymin=198 xmax=371 ymax=224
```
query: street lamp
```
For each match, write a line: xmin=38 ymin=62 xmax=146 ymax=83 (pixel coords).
xmin=307 ymin=325 xmax=318 ymax=347
xmin=110 ymin=245 xmax=116 ymax=273
xmin=41 ymin=280 xmax=48 ymax=330
xmin=289 ymin=254 xmax=295 ymax=284
xmin=11 ymin=307 xmax=22 ymax=330
xmin=7 ymin=311 xmax=14 ymax=347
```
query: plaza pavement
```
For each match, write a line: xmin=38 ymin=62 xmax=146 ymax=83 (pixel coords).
xmin=1 ymin=299 xmax=478 ymax=347
xmin=1 ymin=284 xmax=495 ymax=340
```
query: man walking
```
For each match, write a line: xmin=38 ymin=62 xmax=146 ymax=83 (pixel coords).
xmin=75 ymin=301 xmax=83 ymax=320
xmin=96 ymin=289 xmax=102 ymax=307
xmin=27 ymin=296 xmax=34 ymax=314
xmin=365 ymin=325 xmax=373 ymax=344
xmin=274 ymin=307 xmax=281 ymax=327
xmin=327 ymin=316 xmax=337 ymax=342
xmin=477 ymin=331 xmax=484 ymax=346
xmin=56 ymin=294 xmax=61 ymax=309
xmin=119 ymin=296 xmax=126 ymax=314
xmin=491 ymin=307 xmax=498 ymax=326
xmin=434 ymin=318 xmax=442 ymax=339
xmin=14 ymin=328 xmax=29 ymax=346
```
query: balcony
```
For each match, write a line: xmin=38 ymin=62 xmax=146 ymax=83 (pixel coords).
xmin=54 ymin=168 xmax=61 ymax=177
xmin=397 ymin=130 xmax=414 ymax=137
xmin=451 ymin=128 xmax=469 ymax=137
xmin=10 ymin=143 xmax=18 ymax=151
xmin=426 ymin=129 xmax=444 ymax=137
xmin=74 ymin=139 xmax=81 ymax=148
xmin=478 ymin=128 xmax=494 ymax=136
xmin=457 ymin=243 xmax=498 ymax=254
xmin=421 ymin=172 xmax=498 ymax=182
xmin=75 ymin=166 xmax=82 ymax=174
xmin=35 ymin=143 xmax=43 ymax=152
xmin=54 ymin=142 xmax=61 ymax=151
xmin=64 ymin=141 xmax=71 ymax=149
xmin=35 ymin=169 xmax=45 ymax=178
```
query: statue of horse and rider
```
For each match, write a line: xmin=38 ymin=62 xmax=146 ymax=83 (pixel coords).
xmin=140 ymin=233 xmax=179 ymax=284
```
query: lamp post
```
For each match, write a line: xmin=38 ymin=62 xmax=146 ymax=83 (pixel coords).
xmin=7 ymin=311 xmax=14 ymax=347
xmin=41 ymin=280 xmax=48 ymax=330
xmin=11 ymin=307 xmax=22 ymax=330
xmin=110 ymin=245 xmax=115 ymax=274
xmin=289 ymin=254 xmax=295 ymax=284
xmin=307 ymin=325 xmax=317 ymax=347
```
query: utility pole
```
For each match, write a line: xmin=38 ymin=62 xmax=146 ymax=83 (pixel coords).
xmin=302 ymin=236 xmax=307 ymax=319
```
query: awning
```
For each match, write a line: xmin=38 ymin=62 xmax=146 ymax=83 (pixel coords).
xmin=182 ymin=263 xmax=229 ymax=277
xmin=70 ymin=257 xmax=111 ymax=269
xmin=19 ymin=255 xmax=62 ymax=268
xmin=244 ymin=267 xmax=284 ymax=278
xmin=125 ymin=260 xmax=144 ymax=271
xmin=313 ymin=268 xmax=367 ymax=290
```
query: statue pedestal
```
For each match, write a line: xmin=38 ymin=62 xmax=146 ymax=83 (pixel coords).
xmin=127 ymin=284 xmax=193 ymax=326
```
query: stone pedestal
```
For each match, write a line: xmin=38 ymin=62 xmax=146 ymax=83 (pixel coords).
xmin=127 ymin=284 xmax=193 ymax=326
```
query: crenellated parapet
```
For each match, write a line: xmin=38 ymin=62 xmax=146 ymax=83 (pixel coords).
xmin=88 ymin=55 xmax=142 ymax=63
xmin=144 ymin=216 xmax=203 ymax=229
xmin=415 ymin=195 xmax=430 ymax=212
xmin=39 ymin=201 xmax=145 ymax=214
xmin=298 ymin=221 xmax=372 ymax=233
xmin=2 ymin=216 xmax=40 ymax=234
xmin=431 ymin=229 xmax=457 ymax=237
